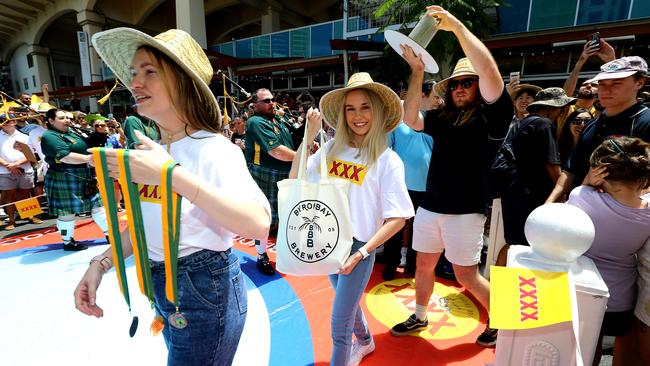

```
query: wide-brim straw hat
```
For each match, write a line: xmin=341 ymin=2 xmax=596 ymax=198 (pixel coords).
xmin=434 ymin=57 xmax=479 ymax=96
xmin=319 ymin=72 xmax=403 ymax=132
xmin=91 ymin=28 xmax=220 ymax=123
xmin=511 ymin=84 xmax=542 ymax=100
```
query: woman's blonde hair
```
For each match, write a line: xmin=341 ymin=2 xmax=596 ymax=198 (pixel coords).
xmin=327 ymin=88 xmax=387 ymax=165
xmin=138 ymin=46 xmax=221 ymax=135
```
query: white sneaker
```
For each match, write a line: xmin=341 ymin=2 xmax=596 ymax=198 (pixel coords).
xmin=348 ymin=338 xmax=375 ymax=366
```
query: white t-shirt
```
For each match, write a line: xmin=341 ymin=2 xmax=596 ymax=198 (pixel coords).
xmin=306 ymin=139 xmax=414 ymax=242
xmin=0 ymin=129 xmax=33 ymax=174
xmin=139 ymin=131 xmax=271 ymax=261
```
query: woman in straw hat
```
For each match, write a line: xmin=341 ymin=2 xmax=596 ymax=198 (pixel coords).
xmin=72 ymin=28 xmax=271 ymax=365
xmin=290 ymin=72 xmax=414 ymax=365
xmin=40 ymin=107 xmax=109 ymax=251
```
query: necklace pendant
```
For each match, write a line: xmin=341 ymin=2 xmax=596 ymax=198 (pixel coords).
xmin=150 ymin=315 xmax=165 ymax=336
xmin=169 ymin=311 xmax=188 ymax=329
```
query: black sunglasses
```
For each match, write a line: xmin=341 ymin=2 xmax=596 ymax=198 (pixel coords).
xmin=95 ymin=124 xmax=107 ymax=127
xmin=571 ymin=117 xmax=590 ymax=125
xmin=449 ymin=78 xmax=477 ymax=91
xmin=256 ymin=98 xmax=275 ymax=104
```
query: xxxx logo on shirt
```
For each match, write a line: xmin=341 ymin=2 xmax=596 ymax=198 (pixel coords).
xmin=328 ymin=159 xmax=367 ymax=185
xmin=138 ymin=184 xmax=161 ymax=203
xmin=366 ymin=279 xmax=481 ymax=340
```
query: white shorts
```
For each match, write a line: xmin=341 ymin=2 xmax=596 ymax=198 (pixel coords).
xmin=412 ymin=207 xmax=486 ymax=266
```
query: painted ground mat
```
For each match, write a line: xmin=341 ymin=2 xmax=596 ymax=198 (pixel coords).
xmin=0 ymin=216 xmax=495 ymax=365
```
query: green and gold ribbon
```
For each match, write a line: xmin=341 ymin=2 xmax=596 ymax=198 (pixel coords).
xmin=161 ymin=160 xmax=181 ymax=305
xmin=91 ymin=148 xmax=183 ymax=335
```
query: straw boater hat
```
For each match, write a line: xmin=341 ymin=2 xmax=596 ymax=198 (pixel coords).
xmin=91 ymin=28 xmax=221 ymax=122
xmin=434 ymin=57 xmax=479 ymax=96
xmin=319 ymin=72 xmax=403 ymax=132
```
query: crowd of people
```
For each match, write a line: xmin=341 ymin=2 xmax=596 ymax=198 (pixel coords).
xmin=0 ymin=4 xmax=648 ymax=366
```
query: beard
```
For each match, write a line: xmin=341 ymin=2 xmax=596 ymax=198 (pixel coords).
xmin=578 ymin=89 xmax=594 ymax=100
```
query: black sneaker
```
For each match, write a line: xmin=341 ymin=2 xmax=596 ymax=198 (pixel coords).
xmin=391 ymin=314 xmax=428 ymax=336
xmin=476 ymin=326 xmax=498 ymax=348
xmin=256 ymin=253 xmax=275 ymax=276
xmin=63 ymin=239 xmax=88 ymax=251
xmin=382 ymin=265 xmax=396 ymax=281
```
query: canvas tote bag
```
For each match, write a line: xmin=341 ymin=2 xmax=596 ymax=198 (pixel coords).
xmin=276 ymin=129 xmax=354 ymax=276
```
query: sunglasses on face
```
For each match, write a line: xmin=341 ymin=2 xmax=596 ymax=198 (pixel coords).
xmin=256 ymin=98 xmax=275 ymax=104
xmin=95 ymin=124 xmax=107 ymax=128
xmin=449 ymin=78 xmax=477 ymax=91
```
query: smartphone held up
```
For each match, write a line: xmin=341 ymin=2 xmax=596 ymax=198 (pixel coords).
xmin=587 ymin=32 xmax=600 ymax=50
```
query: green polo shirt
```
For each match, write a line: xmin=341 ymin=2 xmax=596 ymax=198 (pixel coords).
xmin=41 ymin=129 xmax=90 ymax=169
xmin=124 ymin=114 xmax=160 ymax=148
xmin=244 ymin=114 xmax=294 ymax=171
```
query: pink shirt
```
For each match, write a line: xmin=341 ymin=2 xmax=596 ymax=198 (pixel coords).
xmin=568 ymin=186 xmax=650 ymax=312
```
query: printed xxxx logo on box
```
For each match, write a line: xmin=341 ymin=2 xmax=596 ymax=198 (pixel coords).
xmin=285 ymin=200 xmax=340 ymax=262
xmin=489 ymin=266 xmax=572 ymax=330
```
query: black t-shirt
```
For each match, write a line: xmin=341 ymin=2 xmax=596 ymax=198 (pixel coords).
xmin=511 ymin=115 xmax=561 ymax=202
xmin=568 ymin=103 xmax=650 ymax=186
xmin=421 ymin=88 xmax=513 ymax=214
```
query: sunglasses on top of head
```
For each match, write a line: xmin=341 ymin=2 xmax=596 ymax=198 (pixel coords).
xmin=449 ymin=78 xmax=478 ymax=91
xmin=256 ymin=98 xmax=275 ymax=104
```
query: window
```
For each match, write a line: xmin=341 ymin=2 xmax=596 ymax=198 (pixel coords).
xmin=311 ymin=70 xmax=331 ymax=88
xmin=58 ymin=75 xmax=76 ymax=88
xmin=577 ymin=0 xmax=631 ymax=24
xmin=310 ymin=23 xmax=333 ymax=57
xmin=32 ymin=75 xmax=36 ymax=88
xmin=252 ymin=35 xmax=271 ymax=58
xmin=496 ymin=0 xmax=531 ymax=33
xmin=290 ymin=28 xmax=310 ymax=58
xmin=631 ymin=0 xmax=650 ymax=18
xmin=23 ymin=78 xmax=28 ymax=90
xmin=15 ymin=81 xmax=20 ymax=93
xmin=272 ymin=76 xmax=289 ymax=90
xmin=271 ymin=32 xmax=290 ymax=57
xmin=219 ymin=43 xmax=234 ymax=57
xmin=27 ymin=54 xmax=33 ymax=68
xmin=235 ymin=39 xmax=252 ymax=58
xmin=291 ymin=75 xmax=308 ymax=89
xmin=529 ymin=0 xmax=577 ymax=30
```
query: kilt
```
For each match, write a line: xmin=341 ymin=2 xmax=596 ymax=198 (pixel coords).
xmin=248 ymin=164 xmax=289 ymax=226
xmin=44 ymin=166 xmax=102 ymax=216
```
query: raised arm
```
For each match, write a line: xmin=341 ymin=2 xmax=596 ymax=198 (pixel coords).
xmin=399 ymin=45 xmax=425 ymax=131
xmin=289 ymin=108 xmax=322 ymax=179
xmin=427 ymin=6 xmax=503 ymax=102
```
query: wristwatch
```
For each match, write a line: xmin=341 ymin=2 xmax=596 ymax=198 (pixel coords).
xmin=358 ymin=247 xmax=370 ymax=259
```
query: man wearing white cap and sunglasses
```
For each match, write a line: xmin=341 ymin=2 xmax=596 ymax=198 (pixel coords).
xmin=547 ymin=56 xmax=650 ymax=203
xmin=392 ymin=5 xmax=513 ymax=347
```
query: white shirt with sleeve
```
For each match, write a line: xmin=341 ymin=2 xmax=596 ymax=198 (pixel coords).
xmin=306 ymin=139 xmax=414 ymax=242
xmin=0 ymin=129 xmax=33 ymax=174
xmin=139 ymin=131 xmax=271 ymax=261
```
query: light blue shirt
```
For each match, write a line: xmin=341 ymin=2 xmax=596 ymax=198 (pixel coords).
xmin=387 ymin=121 xmax=433 ymax=192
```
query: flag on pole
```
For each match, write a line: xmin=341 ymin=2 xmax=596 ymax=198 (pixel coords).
xmin=489 ymin=266 xmax=572 ymax=329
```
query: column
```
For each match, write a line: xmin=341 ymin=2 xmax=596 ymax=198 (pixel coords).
xmin=175 ymin=0 xmax=207 ymax=48
xmin=26 ymin=45 xmax=53 ymax=89
xmin=261 ymin=6 xmax=280 ymax=34
xmin=77 ymin=10 xmax=105 ymax=112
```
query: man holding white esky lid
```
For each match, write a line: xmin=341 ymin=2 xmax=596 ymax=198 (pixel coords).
xmin=546 ymin=56 xmax=650 ymax=203
xmin=392 ymin=5 xmax=513 ymax=347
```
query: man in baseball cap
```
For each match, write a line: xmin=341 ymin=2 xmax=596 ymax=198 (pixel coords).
xmin=547 ymin=56 xmax=650 ymax=203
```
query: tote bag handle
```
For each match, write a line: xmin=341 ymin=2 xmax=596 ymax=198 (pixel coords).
xmin=297 ymin=124 xmax=327 ymax=182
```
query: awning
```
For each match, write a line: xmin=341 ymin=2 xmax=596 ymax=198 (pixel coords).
xmin=234 ymin=54 xmax=357 ymax=76
xmin=33 ymin=81 xmax=122 ymax=99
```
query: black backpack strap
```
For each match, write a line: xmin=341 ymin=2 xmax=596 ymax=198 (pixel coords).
xmin=511 ymin=116 xmax=542 ymax=139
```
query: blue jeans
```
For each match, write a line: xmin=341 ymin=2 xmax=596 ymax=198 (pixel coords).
xmin=151 ymin=249 xmax=248 ymax=366
xmin=329 ymin=239 xmax=375 ymax=366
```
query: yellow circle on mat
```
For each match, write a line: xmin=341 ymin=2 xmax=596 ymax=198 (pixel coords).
xmin=366 ymin=278 xmax=480 ymax=340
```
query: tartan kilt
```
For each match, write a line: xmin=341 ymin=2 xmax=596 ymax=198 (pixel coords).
xmin=248 ymin=164 xmax=289 ymax=226
xmin=44 ymin=166 xmax=102 ymax=216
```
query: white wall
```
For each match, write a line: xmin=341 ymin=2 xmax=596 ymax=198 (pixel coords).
xmin=9 ymin=45 xmax=38 ymax=96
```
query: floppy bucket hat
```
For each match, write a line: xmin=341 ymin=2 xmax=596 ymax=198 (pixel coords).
xmin=91 ymin=28 xmax=221 ymax=122
xmin=434 ymin=57 xmax=479 ymax=96
xmin=591 ymin=56 xmax=648 ymax=82
xmin=319 ymin=72 xmax=403 ymax=132
xmin=85 ymin=114 xmax=108 ymax=124
xmin=527 ymin=87 xmax=577 ymax=110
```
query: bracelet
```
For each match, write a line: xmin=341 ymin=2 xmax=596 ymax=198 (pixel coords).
xmin=89 ymin=255 xmax=112 ymax=273
xmin=358 ymin=247 xmax=370 ymax=259
xmin=190 ymin=181 xmax=201 ymax=203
